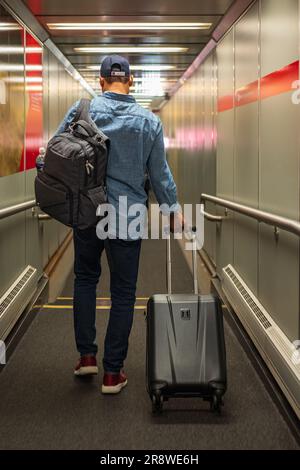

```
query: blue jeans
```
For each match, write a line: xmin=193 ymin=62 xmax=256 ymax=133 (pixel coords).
xmin=73 ymin=228 xmax=142 ymax=373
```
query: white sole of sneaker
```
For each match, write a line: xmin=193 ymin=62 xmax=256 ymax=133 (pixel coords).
xmin=101 ymin=379 xmax=128 ymax=394
xmin=74 ymin=366 xmax=99 ymax=376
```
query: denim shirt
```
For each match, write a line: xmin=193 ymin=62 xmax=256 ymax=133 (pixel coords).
xmin=56 ymin=91 xmax=179 ymax=238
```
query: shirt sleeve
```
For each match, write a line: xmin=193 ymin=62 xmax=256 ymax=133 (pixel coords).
xmin=54 ymin=100 xmax=80 ymax=136
xmin=146 ymin=119 xmax=180 ymax=215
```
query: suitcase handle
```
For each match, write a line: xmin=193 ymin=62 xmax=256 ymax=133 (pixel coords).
xmin=166 ymin=226 xmax=198 ymax=295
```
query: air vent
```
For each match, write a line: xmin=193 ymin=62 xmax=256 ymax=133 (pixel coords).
xmin=223 ymin=264 xmax=300 ymax=419
xmin=224 ymin=266 xmax=271 ymax=330
xmin=0 ymin=266 xmax=36 ymax=318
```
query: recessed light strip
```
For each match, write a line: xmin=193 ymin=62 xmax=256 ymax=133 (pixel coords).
xmin=48 ymin=22 xmax=212 ymax=31
xmin=84 ymin=65 xmax=176 ymax=71
xmin=0 ymin=64 xmax=43 ymax=72
xmin=132 ymin=77 xmax=177 ymax=83
xmin=0 ymin=23 xmax=21 ymax=31
xmin=74 ymin=46 xmax=188 ymax=53
xmin=4 ymin=76 xmax=43 ymax=83
xmin=0 ymin=46 xmax=43 ymax=54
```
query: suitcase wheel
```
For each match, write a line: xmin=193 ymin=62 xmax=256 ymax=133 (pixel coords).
xmin=152 ymin=392 xmax=163 ymax=414
xmin=210 ymin=393 xmax=223 ymax=414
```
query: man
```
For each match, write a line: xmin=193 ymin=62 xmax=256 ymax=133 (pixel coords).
xmin=57 ymin=55 xmax=182 ymax=394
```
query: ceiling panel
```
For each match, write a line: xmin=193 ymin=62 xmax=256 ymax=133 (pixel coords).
xmin=37 ymin=15 xmax=219 ymax=38
xmin=22 ymin=0 xmax=236 ymax=107
xmin=60 ymin=44 xmax=205 ymax=56
xmin=54 ymin=34 xmax=211 ymax=45
xmin=70 ymin=54 xmax=200 ymax=66
xmin=23 ymin=0 xmax=234 ymax=16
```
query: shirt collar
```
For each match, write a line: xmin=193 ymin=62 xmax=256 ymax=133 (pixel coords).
xmin=103 ymin=91 xmax=136 ymax=103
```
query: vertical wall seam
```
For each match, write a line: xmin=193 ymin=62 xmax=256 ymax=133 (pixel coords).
xmin=298 ymin=0 xmax=300 ymax=340
xmin=233 ymin=26 xmax=236 ymax=268
xmin=258 ymin=0 xmax=262 ymax=303
xmin=23 ymin=26 xmax=27 ymax=265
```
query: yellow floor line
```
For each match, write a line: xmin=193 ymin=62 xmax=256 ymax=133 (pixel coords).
xmin=57 ymin=296 xmax=149 ymax=301
xmin=36 ymin=304 xmax=146 ymax=311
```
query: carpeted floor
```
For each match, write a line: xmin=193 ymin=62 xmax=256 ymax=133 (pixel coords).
xmin=0 ymin=238 xmax=298 ymax=450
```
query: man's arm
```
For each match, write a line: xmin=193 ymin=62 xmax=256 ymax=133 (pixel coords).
xmin=55 ymin=100 xmax=80 ymax=136
xmin=146 ymin=120 xmax=180 ymax=215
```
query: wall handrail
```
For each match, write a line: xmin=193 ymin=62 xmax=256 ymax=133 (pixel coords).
xmin=0 ymin=200 xmax=36 ymax=221
xmin=201 ymin=193 xmax=300 ymax=237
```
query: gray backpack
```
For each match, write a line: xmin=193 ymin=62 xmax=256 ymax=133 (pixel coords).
xmin=35 ymin=99 xmax=109 ymax=229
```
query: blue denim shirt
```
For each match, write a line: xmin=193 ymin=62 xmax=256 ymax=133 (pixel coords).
xmin=56 ymin=91 xmax=179 ymax=238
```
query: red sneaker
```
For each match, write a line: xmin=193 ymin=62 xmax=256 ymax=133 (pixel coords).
xmin=74 ymin=355 xmax=98 ymax=376
xmin=101 ymin=371 xmax=128 ymax=394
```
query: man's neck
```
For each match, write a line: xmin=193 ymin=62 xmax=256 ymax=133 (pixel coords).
xmin=104 ymin=86 xmax=128 ymax=95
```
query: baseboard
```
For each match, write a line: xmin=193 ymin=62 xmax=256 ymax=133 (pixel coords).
xmin=211 ymin=276 xmax=300 ymax=444
xmin=0 ymin=274 xmax=48 ymax=371
xmin=0 ymin=231 xmax=74 ymax=369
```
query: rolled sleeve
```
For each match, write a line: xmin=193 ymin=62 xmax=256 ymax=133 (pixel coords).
xmin=146 ymin=121 xmax=180 ymax=214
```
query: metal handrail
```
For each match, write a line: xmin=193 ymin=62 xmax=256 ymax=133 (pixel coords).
xmin=0 ymin=199 xmax=36 ymax=221
xmin=201 ymin=193 xmax=300 ymax=237
xmin=201 ymin=209 xmax=225 ymax=222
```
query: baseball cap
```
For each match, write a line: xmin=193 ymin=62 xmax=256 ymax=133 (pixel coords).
xmin=100 ymin=55 xmax=130 ymax=78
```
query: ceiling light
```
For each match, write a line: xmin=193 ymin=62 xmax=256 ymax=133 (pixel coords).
xmin=130 ymin=65 xmax=176 ymax=71
xmin=0 ymin=23 xmax=21 ymax=31
xmin=133 ymin=77 xmax=176 ymax=83
xmin=133 ymin=93 xmax=164 ymax=97
xmin=4 ymin=76 xmax=43 ymax=83
xmin=85 ymin=65 xmax=176 ymax=72
xmin=74 ymin=46 xmax=188 ymax=54
xmin=0 ymin=46 xmax=42 ymax=54
xmin=47 ymin=22 xmax=212 ymax=31
xmin=0 ymin=64 xmax=43 ymax=72
xmin=26 ymin=85 xmax=43 ymax=92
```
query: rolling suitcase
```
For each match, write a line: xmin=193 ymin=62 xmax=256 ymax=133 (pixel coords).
xmin=146 ymin=232 xmax=227 ymax=413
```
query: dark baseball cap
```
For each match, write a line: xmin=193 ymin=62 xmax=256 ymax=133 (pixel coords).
xmin=100 ymin=55 xmax=130 ymax=78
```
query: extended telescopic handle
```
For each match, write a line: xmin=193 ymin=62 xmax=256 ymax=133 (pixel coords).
xmin=166 ymin=226 xmax=198 ymax=295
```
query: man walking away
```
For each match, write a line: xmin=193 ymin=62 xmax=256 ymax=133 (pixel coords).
xmin=56 ymin=55 xmax=182 ymax=394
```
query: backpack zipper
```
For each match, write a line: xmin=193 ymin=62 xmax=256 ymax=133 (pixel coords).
xmin=77 ymin=139 xmax=94 ymax=187
xmin=64 ymin=134 xmax=94 ymax=186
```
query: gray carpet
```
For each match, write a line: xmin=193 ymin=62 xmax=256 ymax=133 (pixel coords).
xmin=0 ymin=238 xmax=298 ymax=450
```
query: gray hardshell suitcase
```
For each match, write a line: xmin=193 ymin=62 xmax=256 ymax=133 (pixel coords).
xmin=146 ymin=234 xmax=227 ymax=413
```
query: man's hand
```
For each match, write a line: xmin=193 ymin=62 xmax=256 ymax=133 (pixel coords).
xmin=170 ymin=212 xmax=186 ymax=234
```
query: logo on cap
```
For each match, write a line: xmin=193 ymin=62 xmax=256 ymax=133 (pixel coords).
xmin=111 ymin=70 xmax=126 ymax=77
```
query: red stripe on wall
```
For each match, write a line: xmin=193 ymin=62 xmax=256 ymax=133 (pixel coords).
xmin=218 ymin=60 xmax=299 ymax=112
xmin=235 ymin=80 xmax=258 ymax=108
xmin=260 ymin=60 xmax=299 ymax=100
xmin=217 ymin=94 xmax=235 ymax=113
xmin=19 ymin=32 xmax=43 ymax=172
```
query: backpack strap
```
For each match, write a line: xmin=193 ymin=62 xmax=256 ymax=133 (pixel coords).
xmin=73 ymin=98 xmax=91 ymax=123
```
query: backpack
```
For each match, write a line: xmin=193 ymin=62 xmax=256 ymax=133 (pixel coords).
xmin=35 ymin=99 xmax=109 ymax=230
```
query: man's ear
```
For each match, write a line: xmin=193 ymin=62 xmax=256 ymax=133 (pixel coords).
xmin=100 ymin=76 xmax=105 ymax=90
xmin=129 ymin=75 xmax=134 ymax=87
